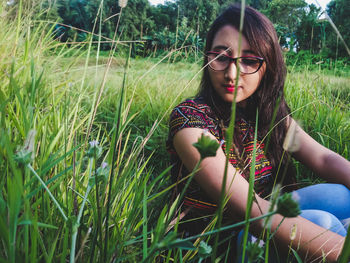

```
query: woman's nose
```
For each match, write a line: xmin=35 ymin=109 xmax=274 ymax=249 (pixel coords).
xmin=224 ymin=61 xmax=238 ymax=80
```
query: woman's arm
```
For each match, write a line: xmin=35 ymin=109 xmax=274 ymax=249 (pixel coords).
xmin=173 ymin=127 xmax=345 ymax=262
xmin=290 ymin=119 xmax=350 ymax=189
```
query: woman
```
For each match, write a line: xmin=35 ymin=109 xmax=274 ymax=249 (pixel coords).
xmin=166 ymin=4 xmax=350 ymax=262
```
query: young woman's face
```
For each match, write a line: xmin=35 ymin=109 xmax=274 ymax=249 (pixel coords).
xmin=208 ymin=25 xmax=265 ymax=107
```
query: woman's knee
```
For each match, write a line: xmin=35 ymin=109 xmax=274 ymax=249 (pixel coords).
xmin=300 ymin=209 xmax=347 ymax=237
xmin=294 ymin=183 xmax=350 ymax=219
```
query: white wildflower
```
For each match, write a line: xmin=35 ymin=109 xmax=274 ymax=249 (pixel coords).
xmin=89 ymin=140 xmax=99 ymax=147
xmin=7 ymin=0 xmax=15 ymax=6
xmin=291 ymin=191 xmax=300 ymax=202
xmin=101 ymin=162 xmax=108 ymax=169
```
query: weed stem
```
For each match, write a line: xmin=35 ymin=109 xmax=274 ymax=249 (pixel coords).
xmin=70 ymin=158 xmax=94 ymax=263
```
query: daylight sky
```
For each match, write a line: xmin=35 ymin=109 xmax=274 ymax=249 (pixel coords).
xmin=148 ymin=0 xmax=331 ymax=12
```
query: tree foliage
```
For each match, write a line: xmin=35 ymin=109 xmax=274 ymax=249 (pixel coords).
xmin=55 ymin=0 xmax=90 ymax=41
xmin=263 ymin=0 xmax=307 ymax=47
xmin=49 ymin=0 xmax=349 ymax=58
xmin=325 ymin=0 xmax=350 ymax=57
xmin=295 ymin=4 xmax=322 ymax=52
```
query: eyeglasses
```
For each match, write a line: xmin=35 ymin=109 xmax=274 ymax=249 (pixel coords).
xmin=206 ymin=51 xmax=264 ymax=74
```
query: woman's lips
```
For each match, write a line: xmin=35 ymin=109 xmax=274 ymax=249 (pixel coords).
xmin=223 ymin=85 xmax=235 ymax=93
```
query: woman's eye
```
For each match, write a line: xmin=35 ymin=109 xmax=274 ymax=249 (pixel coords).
xmin=216 ymin=55 xmax=229 ymax=62
xmin=241 ymin=58 xmax=259 ymax=66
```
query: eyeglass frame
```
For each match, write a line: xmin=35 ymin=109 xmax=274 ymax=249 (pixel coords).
xmin=206 ymin=51 xmax=264 ymax=74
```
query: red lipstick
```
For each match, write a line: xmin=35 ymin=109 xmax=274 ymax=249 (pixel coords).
xmin=223 ymin=84 xmax=235 ymax=93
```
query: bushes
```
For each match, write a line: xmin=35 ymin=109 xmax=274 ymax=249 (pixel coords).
xmin=285 ymin=50 xmax=350 ymax=75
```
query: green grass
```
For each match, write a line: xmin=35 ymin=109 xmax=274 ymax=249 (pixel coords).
xmin=285 ymin=71 xmax=350 ymax=183
xmin=1 ymin=3 xmax=350 ymax=262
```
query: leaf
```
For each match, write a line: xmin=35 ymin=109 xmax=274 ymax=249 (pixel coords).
xmin=167 ymin=239 xmax=196 ymax=250
xmin=18 ymin=220 xmax=58 ymax=230
xmin=338 ymin=226 xmax=350 ymax=263
xmin=291 ymin=248 xmax=303 ymax=263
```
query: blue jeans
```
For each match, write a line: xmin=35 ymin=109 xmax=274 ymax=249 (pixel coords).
xmin=296 ymin=183 xmax=350 ymax=236
xmin=237 ymin=183 xmax=350 ymax=262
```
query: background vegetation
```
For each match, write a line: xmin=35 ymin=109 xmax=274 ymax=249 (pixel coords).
xmin=0 ymin=0 xmax=349 ymax=262
xmin=49 ymin=0 xmax=350 ymax=59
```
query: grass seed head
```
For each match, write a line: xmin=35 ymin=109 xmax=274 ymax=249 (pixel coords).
xmin=290 ymin=224 xmax=297 ymax=241
xmin=283 ymin=120 xmax=300 ymax=152
xmin=118 ymin=0 xmax=128 ymax=8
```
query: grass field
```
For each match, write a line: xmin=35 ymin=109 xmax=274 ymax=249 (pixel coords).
xmin=1 ymin=5 xmax=350 ymax=262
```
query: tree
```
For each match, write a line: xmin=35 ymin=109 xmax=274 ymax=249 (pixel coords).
xmin=118 ymin=0 xmax=153 ymax=39
xmin=149 ymin=1 xmax=178 ymax=33
xmin=176 ymin=0 xmax=220 ymax=39
xmin=55 ymin=0 xmax=91 ymax=41
xmin=264 ymin=0 xmax=307 ymax=48
xmin=55 ymin=0 xmax=154 ymax=50
xmin=325 ymin=0 xmax=350 ymax=57
xmin=295 ymin=4 xmax=323 ymax=52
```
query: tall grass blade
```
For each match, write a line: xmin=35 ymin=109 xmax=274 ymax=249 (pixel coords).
xmin=143 ymin=182 xmax=148 ymax=259
xmin=241 ymin=110 xmax=258 ymax=263
xmin=338 ymin=228 xmax=350 ymax=263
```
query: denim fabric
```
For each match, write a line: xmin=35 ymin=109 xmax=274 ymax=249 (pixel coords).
xmin=236 ymin=183 xmax=350 ymax=262
xmin=295 ymin=183 xmax=350 ymax=221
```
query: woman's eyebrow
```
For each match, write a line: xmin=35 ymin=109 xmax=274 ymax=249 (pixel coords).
xmin=212 ymin=45 xmax=231 ymax=52
xmin=242 ymin=49 xmax=256 ymax=55
xmin=211 ymin=46 xmax=256 ymax=56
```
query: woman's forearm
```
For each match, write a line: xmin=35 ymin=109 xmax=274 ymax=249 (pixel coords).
xmin=319 ymin=152 xmax=350 ymax=189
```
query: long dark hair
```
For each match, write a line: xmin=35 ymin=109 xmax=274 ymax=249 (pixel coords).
xmin=198 ymin=4 xmax=296 ymax=188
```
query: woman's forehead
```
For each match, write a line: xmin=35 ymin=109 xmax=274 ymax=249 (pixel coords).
xmin=211 ymin=25 xmax=252 ymax=54
xmin=211 ymin=25 xmax=248 ymax=46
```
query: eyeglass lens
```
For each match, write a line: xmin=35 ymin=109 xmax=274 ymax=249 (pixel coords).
xmin=207 ymin=53 xmax=262 ymax=74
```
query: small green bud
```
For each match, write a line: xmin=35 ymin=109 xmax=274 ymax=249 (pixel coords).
xmin=192 ymin=131 xmax=220 ymax=159
xmin=246 ymin=241 xmax=264 ymax=262
xmin=14 ymin=150 xmax=33 ymax=165
xmin=276 ymin=192 xmax=301 ymax=218
xmin=86 ymin=140 xmax=102 ymax=159
xmin=14 ymin=129 xmax=36 ymax=165
xmin=198 ymin=241 xmax=212 ymax=259
xmin=88 ymin=162 xmax=109 ymax=187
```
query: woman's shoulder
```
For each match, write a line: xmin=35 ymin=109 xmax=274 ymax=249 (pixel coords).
xmin=169 ymin=97 xmax=219 ymax=138
xmin=173 ymin=97 xmax=209 ymax=108
xmin=170 ymin=97 xmax=214 ymax=118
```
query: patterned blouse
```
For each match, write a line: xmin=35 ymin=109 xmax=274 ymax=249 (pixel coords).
xmin=167 ymin=97 xmax=275 ymax=222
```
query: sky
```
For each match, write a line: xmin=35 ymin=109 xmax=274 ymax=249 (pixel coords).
xmin=148 ymin=0 xmax=170 ymax=5
xmin=305 ymin=0 xmax=331 ymax=11
xmin=148 ymin=0 xmax=330 ymax=11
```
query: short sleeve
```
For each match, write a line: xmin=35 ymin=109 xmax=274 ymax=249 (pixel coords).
xmin=169 ymin=99 xmax=217 ymax=138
